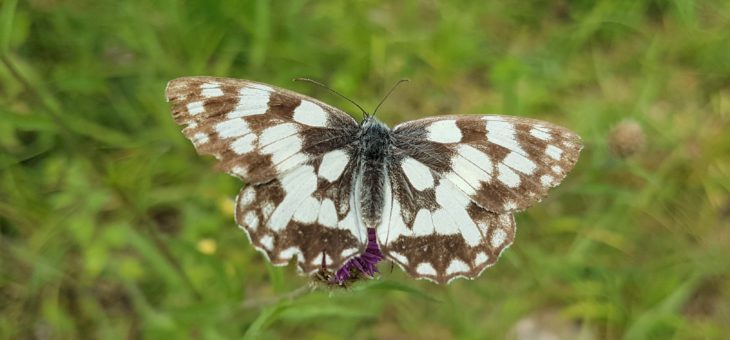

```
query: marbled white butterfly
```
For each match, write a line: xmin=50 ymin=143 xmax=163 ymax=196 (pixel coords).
xmin=166 ymin=77 xmax=582 ymax=284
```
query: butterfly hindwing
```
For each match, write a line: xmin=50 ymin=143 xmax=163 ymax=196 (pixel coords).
xmin=377 ymin=162 xmax=516 ymax=283
xmin=235 ymin=162 xmax=367 ymax=274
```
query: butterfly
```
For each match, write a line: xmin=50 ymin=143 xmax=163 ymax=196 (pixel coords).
xmin=165 ymin=76 xmax=582 ymax=284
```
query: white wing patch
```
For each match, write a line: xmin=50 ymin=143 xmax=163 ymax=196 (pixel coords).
xmin=426 ymin=120 xmax=462 ymax=143
xmin=318 ymin=149 xmax=350 ymax=182
xmin=416 ymin=262 xmax=438 ymax=276
xmin=412 ymin=209 xmax=435 ymax=236
xmin=293 ymin=100 xmax=329 ymax=127
xmin=401 ymin=157 xmax=434 ymax=190
xmin=448 ymin=145 xmax=493 ymax=193
xmin=215 ymin=118 xmax=250 ymax=139
xmin=502 ymin=152 xmax=537 ymax=175
xmin=317 ymin=199 xmax=338 ymax=228
xmin=228 ymin=87 xmax=271 ymax=118
xmin=546 ymin=145 xmax=563 ymax=160
xmin=231 ymin=134 xmax=257 ymax=155
xmin=269 ymin=165 xmax=318 ymax=231
xmin=484 ymin=117 xmax=526 ymax=156
xmin=529 ymin=126 xmax=552 ymax=141
xmin=433 ymin=180 xmax=481 ymax=246
xmin=446 ymin=259 xmax=470 ymax=275
xmin=497 ymin=163 xmax=521 ymax=188
xmin=187 ymin=101 xmax=205 ymax=116
xmin=201 ymin=83 xmax=224 ymax=98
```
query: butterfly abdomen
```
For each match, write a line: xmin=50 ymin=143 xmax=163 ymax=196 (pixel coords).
xmin=356 ymin=118 xmax=392 ymax=228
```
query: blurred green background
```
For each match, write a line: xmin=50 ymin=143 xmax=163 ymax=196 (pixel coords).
xmin=2 ymin=0 xmax=730 ymax=339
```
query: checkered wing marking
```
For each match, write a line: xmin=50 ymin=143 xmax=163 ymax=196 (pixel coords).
xmin=376 ymin=160 xmax=516 ymax=284
xmin=377 ymin=115 xmax=581 ymax=283
xmin=166 ymin=77 xmax=367 ymax=273
xmin=391 ymin=115 xmax=582 ymax=213
xmin=235 ymin=160 xmax=368 ymax=274
xmin=166 ymin=76 xmax=360 ymax=183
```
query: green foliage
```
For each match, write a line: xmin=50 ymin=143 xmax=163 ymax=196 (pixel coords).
xmin=2 ymin=0 xmax=730 ymax=338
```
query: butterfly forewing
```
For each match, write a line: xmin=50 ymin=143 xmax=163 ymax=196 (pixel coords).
xmin=166 ymin=77 xmax=360 ymax=183
xmin=166 ymin=77 xmax=367 ymax=271
xmin=391 ymin=115 xmax=582 ymax=214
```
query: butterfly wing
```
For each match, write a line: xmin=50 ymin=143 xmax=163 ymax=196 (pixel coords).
xmin=166 ymin=77 xmax=367 ymax=274
xmin=391 ymin=115 xmax=582 ymax=213
xmin=378 ymin=115 xmax=582 ymax=283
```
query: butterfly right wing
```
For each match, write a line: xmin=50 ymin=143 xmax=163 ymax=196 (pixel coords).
xmin=390 ymin=115 xmax=582 ymax=214
xmin=377 ymin=115 xmax=581 ymax=283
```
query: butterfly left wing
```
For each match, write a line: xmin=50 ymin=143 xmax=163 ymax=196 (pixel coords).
xmin=166 ymin=76 xmax=360 ymax=183
xmin=378 ymin=115 xmax=582 ymax=283
xmin=234 ymin=159 xmax=367 ymax=274
xmin=166 ymin=77 xmax=368 ymax=274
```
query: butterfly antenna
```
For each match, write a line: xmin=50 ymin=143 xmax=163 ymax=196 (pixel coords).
xmin=372 ymin=79 xmax=409 ymax=117
xmin=294 ymin=77 xmax=369 ymax=118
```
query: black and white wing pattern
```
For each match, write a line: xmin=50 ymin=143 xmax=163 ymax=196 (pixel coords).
xmin=378 ymin=115 xmax=582 ymax=283
xmin=166 ymin=77 xmax=367 ymax=274
xmin=167 ymin=76 xmax=583 ymax=285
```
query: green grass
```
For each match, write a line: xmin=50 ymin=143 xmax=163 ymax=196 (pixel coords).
xmin=2 ymin=1 xmax=730 ymax=338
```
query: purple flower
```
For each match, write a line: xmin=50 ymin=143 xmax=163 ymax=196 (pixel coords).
xmin=332 ymin=228 xmax=383 ymax=285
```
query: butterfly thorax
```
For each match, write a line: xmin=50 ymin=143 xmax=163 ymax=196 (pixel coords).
xmin=356 ymin=118 xmax=392 ymax=228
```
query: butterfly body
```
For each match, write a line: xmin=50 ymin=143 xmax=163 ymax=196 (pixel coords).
xmin=166 ymin=76 xmax=582 ymax=284
xmin=356 ymin=117 xmax=392 ymax=228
